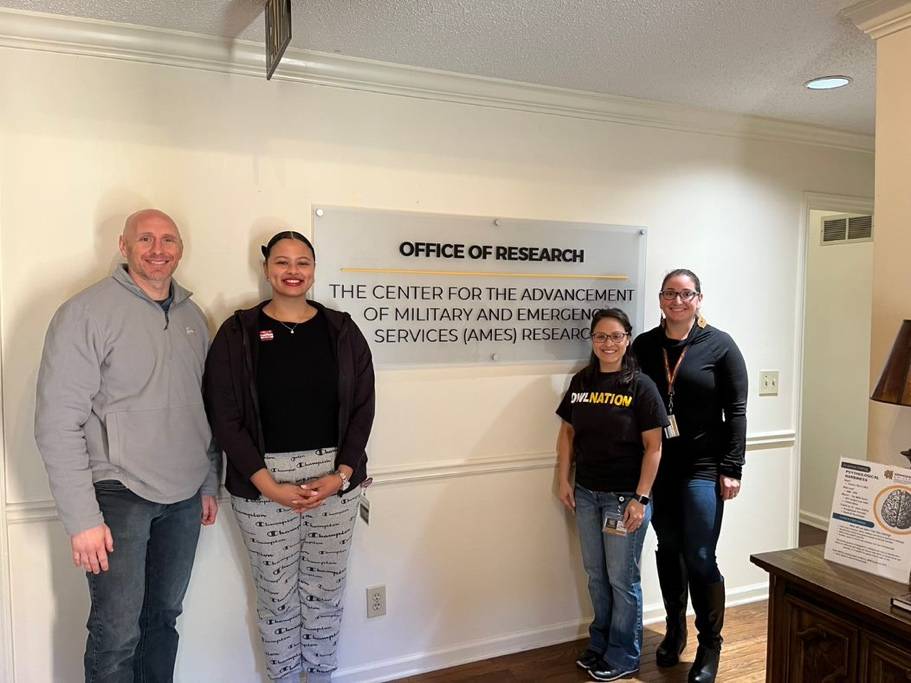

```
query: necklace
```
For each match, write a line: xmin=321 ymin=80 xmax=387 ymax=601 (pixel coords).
xmin=277 ymin=320 xmax=301 ymax=335
xmin=265 ymin=303 xmax=316 ymax=334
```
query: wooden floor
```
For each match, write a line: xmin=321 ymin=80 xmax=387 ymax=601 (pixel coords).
xmin=797 ymin=523 xmax=826 ymax=548
xmin=398 ymin=601 xmax=768 ymax=682
xmin=400 ymin=526 xmax=828 ymax=682
xmin=400 ymin=524 xmax=826 ymax=683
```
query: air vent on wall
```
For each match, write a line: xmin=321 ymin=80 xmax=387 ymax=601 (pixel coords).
xmin=821 ymin=214 xmax=873 ymax=245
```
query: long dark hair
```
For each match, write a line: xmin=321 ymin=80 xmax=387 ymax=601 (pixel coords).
xmin=582 ymin=307 xmax=638 ymax=387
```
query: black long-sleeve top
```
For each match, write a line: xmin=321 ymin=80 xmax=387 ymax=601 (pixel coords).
xmin=632 ymin=322 xmax=747 ymax=481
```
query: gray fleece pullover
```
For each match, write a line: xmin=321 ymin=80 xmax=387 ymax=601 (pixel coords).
xmin=35 ymin=265 xmax=221 ymax=536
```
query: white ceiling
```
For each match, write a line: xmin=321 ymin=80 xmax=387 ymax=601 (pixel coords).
xmin=0 ymin=0 xmax=876 ymax=134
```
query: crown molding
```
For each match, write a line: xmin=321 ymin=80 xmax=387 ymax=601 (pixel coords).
xmin=842 ymin=0 xmax=911 ymax=39
xmin=0 ymin=8 xmax=873 ymax=154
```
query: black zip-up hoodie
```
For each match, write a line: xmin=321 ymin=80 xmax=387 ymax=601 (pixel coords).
xmin=203 ymin=300 xmax=375 ymax=499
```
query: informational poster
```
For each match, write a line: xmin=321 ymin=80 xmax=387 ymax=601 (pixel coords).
xmin=824 ymin=458 xmax=911 ymax=583
xmin=312 ymin=206 xmax=646 ymax=366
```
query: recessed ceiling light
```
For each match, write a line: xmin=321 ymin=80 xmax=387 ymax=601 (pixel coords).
xmin=804 ymin=75 xmax=852 ymax=90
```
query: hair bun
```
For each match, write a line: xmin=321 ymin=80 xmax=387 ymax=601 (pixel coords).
xmin=261 ymin=230 xmax=315 ymax=260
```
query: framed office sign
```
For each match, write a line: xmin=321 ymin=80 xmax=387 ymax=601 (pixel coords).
xmin=312 ymin=206 xmax=646 ymax=366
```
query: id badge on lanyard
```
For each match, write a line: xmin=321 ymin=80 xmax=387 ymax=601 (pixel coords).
xmin=603 ymin=504 xmax=628 ymax=536
xmin=663 ymin=347 xmax=687 ymax=439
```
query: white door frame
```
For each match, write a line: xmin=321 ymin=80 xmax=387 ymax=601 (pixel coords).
xmin=792 ymin=192 xmax=875 ymax=538
xmin=0 ymin=181 xmax=12 ymax=683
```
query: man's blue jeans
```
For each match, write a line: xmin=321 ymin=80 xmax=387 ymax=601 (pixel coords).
xmin=84 ymin=481 xmax=202 ymax=683
xmin=575 ymin=485 xmax=651 ymax=671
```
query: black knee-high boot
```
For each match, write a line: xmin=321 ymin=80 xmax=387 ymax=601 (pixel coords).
xmin=688 ymin=580 xmax=725 ymax=683
xmin=655 ymin=548 xmax=689 ymax=667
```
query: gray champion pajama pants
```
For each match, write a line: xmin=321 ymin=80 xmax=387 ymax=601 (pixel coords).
xmin=232 ymin=448 xmax=360 ymax=681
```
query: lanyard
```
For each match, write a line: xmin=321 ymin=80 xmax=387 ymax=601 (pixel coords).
xmin=662 ymin=346 xmax=688 ymax=414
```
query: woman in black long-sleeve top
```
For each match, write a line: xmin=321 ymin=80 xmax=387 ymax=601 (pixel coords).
xmin=632 ymin=269 xmax=747 ymax=683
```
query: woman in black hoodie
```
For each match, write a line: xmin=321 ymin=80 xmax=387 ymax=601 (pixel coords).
xmin=632 ymin=269 xmax=747 ymax=683
xmin=204 ymin=231 xmax=374 ymax=683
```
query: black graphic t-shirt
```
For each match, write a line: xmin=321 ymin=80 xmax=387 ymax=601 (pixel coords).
xmin=556 ymin=370 xmax=669 ymax=493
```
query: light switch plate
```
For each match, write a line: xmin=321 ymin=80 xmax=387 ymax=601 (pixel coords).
xmin=759 ymin=370 xmax=779 ymax=396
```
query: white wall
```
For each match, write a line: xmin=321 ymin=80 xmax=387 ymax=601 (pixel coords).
xmin=0 ymin=12 xmax=874 ymax=683
xmin=799 ymin=208 xmax=873 ymax=528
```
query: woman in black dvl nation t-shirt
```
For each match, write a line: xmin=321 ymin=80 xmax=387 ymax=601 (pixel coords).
xmin=556 ymin=308 xmax=668 ymax=682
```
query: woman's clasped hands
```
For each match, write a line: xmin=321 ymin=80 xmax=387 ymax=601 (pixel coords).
xmin=264 ymin=475 xmax=343 ymax=511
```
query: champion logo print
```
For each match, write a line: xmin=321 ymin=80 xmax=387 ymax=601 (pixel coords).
xmin=260 ymin=330 xmax=275 ymax=341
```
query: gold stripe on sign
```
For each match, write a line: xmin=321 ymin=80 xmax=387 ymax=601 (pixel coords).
xmin=340 ymin=267 xmax=628 ymax=281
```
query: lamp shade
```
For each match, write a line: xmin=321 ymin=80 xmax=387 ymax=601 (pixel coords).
xmin=872 ymin=320 xmax=911 ymax=406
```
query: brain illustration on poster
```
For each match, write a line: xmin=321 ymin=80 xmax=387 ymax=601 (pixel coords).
xmin=878 ymin=486 xmax=911 ymax=531
xmin=312 ymin=206 xmax=647 ymax=365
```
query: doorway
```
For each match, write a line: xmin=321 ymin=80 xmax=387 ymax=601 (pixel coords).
xmin=798 ymin=193 xmax=874 ymax=535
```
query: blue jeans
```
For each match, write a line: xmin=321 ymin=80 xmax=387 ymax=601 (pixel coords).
xmin=651 ymin=477 xmax=724 ymax=585
xmin=575 ymin=485 xmax=651 ymax=671
xmin=84 ymin=481 xmax=202 ymax=683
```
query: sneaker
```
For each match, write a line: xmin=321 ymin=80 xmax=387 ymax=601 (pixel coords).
xmin=589 ymin=660 xmax=640 ymax=682
xmin=575 ymin=649 xmax=602 ymax=671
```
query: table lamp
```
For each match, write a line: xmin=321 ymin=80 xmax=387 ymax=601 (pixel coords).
xmin=871 ymin=320 xmax=911 ymax=463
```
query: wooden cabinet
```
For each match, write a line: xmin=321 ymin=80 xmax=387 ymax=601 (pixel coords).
xmin=861 ymin=636 xmax=911 ymax=682
xmin=786 ymin=595 xmax=857 ymax=682
xmin=752 ymin=546 xmax=911 ymax=682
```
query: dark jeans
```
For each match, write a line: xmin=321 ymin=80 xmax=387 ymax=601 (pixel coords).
xmin=651 ymin=477 xmax=724 ymax=585
xmin=84 ymin=481 xmax=202 ymax=683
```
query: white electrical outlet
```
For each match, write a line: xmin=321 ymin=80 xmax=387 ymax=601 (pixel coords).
xmin=759 ymin=370 xmax=779 ymax=396
xmin=366 ymin=585 xmax=386 ymax=618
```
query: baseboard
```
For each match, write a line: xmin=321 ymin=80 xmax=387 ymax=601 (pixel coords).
xmin=799 ymin=510 xmax=830 ymax=531
xmin=720 ymin=581 xmax=771 ymax=609
xmin=334 ymin=582 xmax=770 ymax=682
xmin=642 ymin=580 xmax=769 ymax=623
xmin=333 ymin=618 xmax=589 ymax=682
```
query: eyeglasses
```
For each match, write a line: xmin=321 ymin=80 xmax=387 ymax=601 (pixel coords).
xmin=659 ymin=289 xmax=699 ymax=302
xmin=592 ymin=332 xmax=629 ymax=344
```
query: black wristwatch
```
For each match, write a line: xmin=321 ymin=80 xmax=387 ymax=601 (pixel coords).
xmin=632 ymin=494 xmax=650 ymax=505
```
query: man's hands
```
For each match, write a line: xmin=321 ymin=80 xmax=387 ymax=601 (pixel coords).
xmin=201 ymin=495 xmax=218 ymax=525
xmin=71 ymin=524 xmax=114 ymax=574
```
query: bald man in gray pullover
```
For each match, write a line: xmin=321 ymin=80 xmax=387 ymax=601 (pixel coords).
xmin=35 ymin=209 xmax=220 ymax=682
